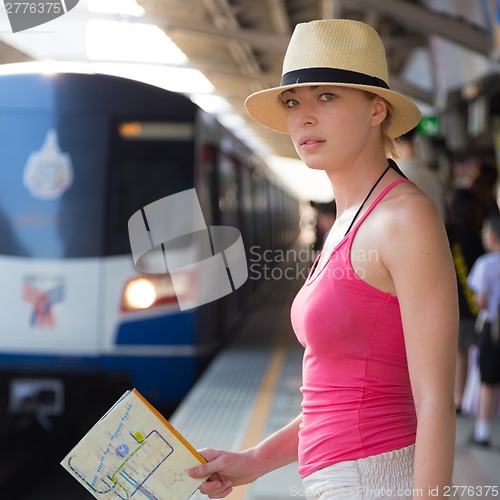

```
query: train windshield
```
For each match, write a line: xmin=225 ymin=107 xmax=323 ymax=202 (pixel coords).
xmin=106 ymin=120 xmax=196 ymax=256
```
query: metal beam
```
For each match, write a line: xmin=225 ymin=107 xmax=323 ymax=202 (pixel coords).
xmin=345 ymin=0 xmax=490 ymax=55
xmin=162 ymin=19 xmax=290 ymax=52
xmin=322 ymin=0 xmax=342 ymax=19
xmin=160 ymin=15 xmax=444 ymax=56
xmin=267 ymin=0 xmax=291 ymax=34
xmin=389 ymin=75 xmax=434 ymax=105
xmin=162 ymin=19 xmax=434 ymax=103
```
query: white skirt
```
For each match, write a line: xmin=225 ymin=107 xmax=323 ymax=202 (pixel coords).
xmin=301 ymin=445 xmax=457 ymax=499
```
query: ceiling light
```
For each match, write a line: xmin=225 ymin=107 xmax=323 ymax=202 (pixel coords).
xmin=87 ymin=20 xmax=187 ymax=65
xmin=87 ymin=0 xmax=144 ymax=17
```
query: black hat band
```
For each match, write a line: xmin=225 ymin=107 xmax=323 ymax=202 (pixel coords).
xmin=280 ymin=67 xmax=389 ymax=89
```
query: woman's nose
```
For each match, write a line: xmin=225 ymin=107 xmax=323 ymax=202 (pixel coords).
xmin=295 ymin=103 xmax=317 ymax=127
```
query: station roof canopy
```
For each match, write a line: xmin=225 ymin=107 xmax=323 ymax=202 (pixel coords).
xmin=134 ymin=0 xmax=491 ymax=157
xmin=0 ymin=0 xmax=493 ymax=159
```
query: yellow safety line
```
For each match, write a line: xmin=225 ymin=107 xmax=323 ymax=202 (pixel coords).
xmin=229 ymin=326 xmax=291 ymax=500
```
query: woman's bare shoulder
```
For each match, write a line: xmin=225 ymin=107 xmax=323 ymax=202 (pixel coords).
xmin=378 ymin=181 xmax=443 ymax=235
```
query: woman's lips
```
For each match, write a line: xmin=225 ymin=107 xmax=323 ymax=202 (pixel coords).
xmin=299 ymin=136 xmax=326 ymax=151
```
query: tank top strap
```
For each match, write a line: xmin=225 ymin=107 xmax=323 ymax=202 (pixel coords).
xmin=348 ymin=178 xmax=413 ymax=237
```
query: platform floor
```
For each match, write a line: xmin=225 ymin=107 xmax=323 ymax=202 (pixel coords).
xmin=171 ymin=272 xmax=500 ymax=499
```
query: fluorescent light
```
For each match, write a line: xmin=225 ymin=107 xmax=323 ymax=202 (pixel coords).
xmin=87 ymin=20 xmax=187 ymax=65
xmin=0 ymin=60 xmax=214 ymax=95
xmin=191 ymin=94 xmax=233 ymax=115
xmin=90 ymin=62 xmax=214 ymax=94
xmin=217 ymin=113 xmax=246 ymax=130
xmin=87 ymin=0 xmax=145 ymax=17
xmin=0 ymin=61 xmax=95 ymax=75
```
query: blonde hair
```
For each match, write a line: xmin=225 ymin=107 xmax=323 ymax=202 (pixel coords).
xmin=363 ymin=91 xmax=397 ymax=158
xmin=382 ymin=110 xmax=397 ymax=159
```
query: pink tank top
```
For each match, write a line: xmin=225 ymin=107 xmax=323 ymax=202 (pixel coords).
xmin=291 ymin=180 xmax=417 ymax=478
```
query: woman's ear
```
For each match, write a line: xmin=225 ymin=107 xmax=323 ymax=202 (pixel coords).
xmin=371 ymin=96 xmax=388 ymax=127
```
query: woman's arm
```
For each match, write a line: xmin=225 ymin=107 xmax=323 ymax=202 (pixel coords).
xmin=188 ymin=414 xmax=301 ymax=498
xmin=383 ymin=192 xmax=458 ymax=499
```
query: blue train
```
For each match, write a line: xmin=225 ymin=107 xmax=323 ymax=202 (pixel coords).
xmin=0 ymin=69 xmax=299 ymax=426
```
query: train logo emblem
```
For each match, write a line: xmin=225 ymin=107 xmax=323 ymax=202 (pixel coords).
xmin=128 ymin=189 xmax=248 ymax=311
xmin=4 ymin=0 xmax=79 ymax=33
xmin=23 ymin=129 xmax=73 ymax=200
xmin=23 ymin=280 xmax=65 ymax=328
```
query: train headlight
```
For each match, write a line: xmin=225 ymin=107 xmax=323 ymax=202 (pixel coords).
xmin=123 ymin=279 xmax=156 ymax=310
xmin=121 ymin=274 xmax=188 ymax=311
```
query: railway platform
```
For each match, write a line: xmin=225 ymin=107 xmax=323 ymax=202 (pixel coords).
xmin=15 ymin=243 xmax=500 ymax=499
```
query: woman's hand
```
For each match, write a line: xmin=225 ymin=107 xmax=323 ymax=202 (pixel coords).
xmin=188 ymin=448 xmax=261 ymax=498
xmin=189 ymin=415 xmax=301 ymax=497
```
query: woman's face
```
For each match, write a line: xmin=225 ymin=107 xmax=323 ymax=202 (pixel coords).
xmin=281 ymin=85 xmax=384 ymax=171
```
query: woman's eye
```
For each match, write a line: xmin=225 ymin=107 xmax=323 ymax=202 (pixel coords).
xmin=319 ymin=93 xmax=335 ymax=101
xmin=284 ymin=98 xmax=299 ymax=108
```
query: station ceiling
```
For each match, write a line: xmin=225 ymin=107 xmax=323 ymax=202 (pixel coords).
xmin=0 ymin=1 xmax=492 ymax=159
xmin=133 ymin=0 xmax=491 ymax=158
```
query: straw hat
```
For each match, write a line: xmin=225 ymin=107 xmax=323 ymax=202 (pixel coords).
xmin=245 ymin=19 xmax=421 ymax=139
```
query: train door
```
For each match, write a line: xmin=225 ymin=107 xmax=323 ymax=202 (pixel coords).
xmin=102 ymin=118 xmax=206 ymax=405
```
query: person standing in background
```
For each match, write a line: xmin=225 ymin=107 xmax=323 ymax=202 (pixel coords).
xmin=394 ymin=128 xmax=446 ymax=220
xmin=446 ymin=188 xmax=484 ymax=414
xmin=469 ymin=159 xmax=499 ymax=224
xmin=467 ymin=213 xmax=500 ymax=446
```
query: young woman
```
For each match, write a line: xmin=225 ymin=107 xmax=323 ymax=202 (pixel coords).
xmin=189 ymin=19 xmax=458 ymax=499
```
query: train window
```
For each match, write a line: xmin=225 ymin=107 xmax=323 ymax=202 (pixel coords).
xmin=105 ymin=120 xmax=196 ymax=256
xmin=0 ymin=113 xmax=108 ymax=259
xmin=252 ymin=171 xmax=270 ymax=252
xmin=239 ymin=165 xmax=255 ymax=248
xmin=118 ymin=121 xmax=194 ymax=141
xmin=217 ymin=151 xmax=240 ymax=228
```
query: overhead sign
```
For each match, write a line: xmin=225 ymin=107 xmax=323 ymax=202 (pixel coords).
xmin=417 ymin=116 xmax=441 ymax=137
